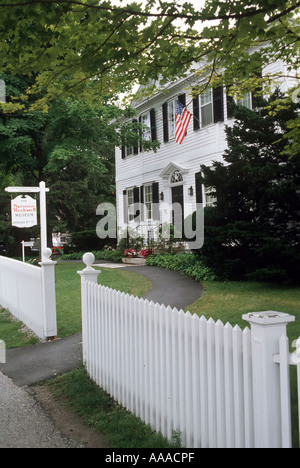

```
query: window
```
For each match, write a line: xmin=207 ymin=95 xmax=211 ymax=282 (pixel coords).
xmin=125 ymin=146 xmax=134 ymax=157
xmin=163 ymin=94 xmax=186 ymax=142
xmin=141 ymin=112 xmax=151 ymax=141
xmin=144 ymin=184 xmax=153 ymax=219
xmin=237 ymin=92 xmax=252 ymax=109
xmin=127 ymin=188 xmax=135 ymax=221
xmin=204 ymin=186 xmax=217 ymax=207
xmin=193 ymin=87 xmax=224 ymax=129
xmin=168 ymin=99 xmax=177 ymax=139
xmin=201 ymin=88 xmax=213 ymax=127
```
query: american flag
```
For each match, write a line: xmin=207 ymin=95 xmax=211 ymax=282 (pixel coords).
xmin=175 ymin=101 xmax=192 ymax=144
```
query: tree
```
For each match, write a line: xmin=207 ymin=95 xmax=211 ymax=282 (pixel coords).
xmin=194 ymin=91 xmax=300 ymax=283
xmin=0 ymin=0 xmax=298 ymax=111
xmin=0 ymin=73 xmax=158 ymax=237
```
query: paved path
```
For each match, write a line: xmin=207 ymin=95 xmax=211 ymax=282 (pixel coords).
xmin=0 ymin=263 xmax=203 ymax=448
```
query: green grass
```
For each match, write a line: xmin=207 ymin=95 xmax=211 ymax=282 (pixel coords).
xmin=186 ymin=280 xmax=300 ymax=448
xmin=0 ymin=308 xmax=39 ymax=348
xmin=186 ymin=281 xmax=300 ymax=344
xmin=47 ymin=366 xmax=180 ymax=448
xmin=56 ymin=262 xmax=152 ymax=338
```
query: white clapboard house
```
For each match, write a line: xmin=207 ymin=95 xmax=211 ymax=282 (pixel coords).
xmin=115 ymin=58 xmax=295 ymax=245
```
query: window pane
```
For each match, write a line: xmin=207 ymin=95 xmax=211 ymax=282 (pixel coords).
xmin=238 ymin=93 xmax=252 ymax=109
xmin=201 ymin=89 xmax=213 ymax=127
xmin=201 ymin=104 xmax=213 ymax=127
xmin=168 ymin=100 xmax=176 ymax=138
xmin=144 ymin=185 xmax=153 ymax=219
xmin=201 ymin=88 xmax=212 ymax=106
xmin=142 ymin=112 xmax=151 ymax=141
xmin=128 ymin=189 xmax=134 ymax=221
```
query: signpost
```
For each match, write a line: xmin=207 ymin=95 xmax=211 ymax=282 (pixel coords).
xmin=5 ymin=182 xmax=50 ymax=262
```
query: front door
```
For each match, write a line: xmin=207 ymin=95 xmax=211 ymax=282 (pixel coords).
xmin=171 ymin=185 xmax=184 ymax=229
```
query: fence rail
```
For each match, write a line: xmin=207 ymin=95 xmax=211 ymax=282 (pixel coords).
xmin=0 ymin=251 xmax=57 ymax=340
xmin=79 ymin=253 xmax=300 ymax=449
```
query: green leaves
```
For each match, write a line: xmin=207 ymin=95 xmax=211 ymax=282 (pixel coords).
xmin=0 ymin=0 xmax=297 ymax=111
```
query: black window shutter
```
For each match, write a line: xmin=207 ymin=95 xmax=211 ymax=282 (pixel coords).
xmin=213 ymin=87 xmax=224 ymax=123
xmin=252 ymin=69 xmax=263 ymax=109
xmin=121 ymin=146 xmax=126 ymax=159
xmin=152 ymin=182 xmax=160 ymax=221
xmin=193 ymin=94 xmax=200 ymax=131
xmin=132 ymin=119 xmax=139 ymax=155
xmin=140 ymin=186 xmax=144 ymax=221
xmin=150 ymin=108 xmax=157 ymax=142
xmin=133 ymin=187 xmax=140 ymax=204
xmin=123 ymin=189 xmax=128 ymax=223
xmin=133 ymin=186 xmax=140 ymax=222
xmin=139 ymin=116 xmax=143 ymax=152
xmin=162 ymin=102 xmax=169 ymax=143
xmin=226 ymin=88 xmax=235 ymax=119
xmin=178 ymin=93 xmax=186 ymax=107
xmin=195 ymin=172 xmax=203 ymax=204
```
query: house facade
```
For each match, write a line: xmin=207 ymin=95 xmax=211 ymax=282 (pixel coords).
xmin=115 ymin=59 xmax=294 ymax=246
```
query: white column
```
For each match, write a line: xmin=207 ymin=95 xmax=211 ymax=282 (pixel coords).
xmin=78 ymin=253 xmax=101 ymax=362
xmin=40 ymin=248 xmax=57 ymax=339
xmin=243 ymin=311 xmax=295 ymax=448
xmin=39 ymin=181 xmax=48 ymax=262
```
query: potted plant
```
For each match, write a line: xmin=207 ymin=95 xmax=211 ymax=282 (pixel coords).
xmin=124 ymin=248 xmax=138 ymax=258
xmin=139 ymin=248 xmax=152 ymax=259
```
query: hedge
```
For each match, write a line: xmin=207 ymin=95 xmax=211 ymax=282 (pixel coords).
xmin=145 ymin=253 xmax=216 ymax=282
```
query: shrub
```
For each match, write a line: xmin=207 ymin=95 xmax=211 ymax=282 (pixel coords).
xmin=62 ymin=250 xmax=124 ymax=263
xmin=146 ymin=253 xmax=216 ymax=282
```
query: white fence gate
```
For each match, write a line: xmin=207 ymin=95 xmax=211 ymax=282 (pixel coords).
xmin=0 ymin=249 xmax=57 ymax=340
xmin=79 ymin=253 xmax=300 ymax=449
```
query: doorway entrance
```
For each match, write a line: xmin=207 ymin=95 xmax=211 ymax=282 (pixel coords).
xmin=171 ymin=185 xmax=184 ymax=228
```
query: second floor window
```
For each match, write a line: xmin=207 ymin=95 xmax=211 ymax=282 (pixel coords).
xmin=193 ymin=86 xmax=224 ymax=130
xmin=141 ymin=112 xmax=151 ymax=141
xmin=201 ymin=88 xmax=214 ymax=127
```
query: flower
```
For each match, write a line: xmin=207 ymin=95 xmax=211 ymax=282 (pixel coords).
xmin=139 ymin=248 xmax=152 ymax=257
xmin=124 ymin=248 xmax=138 ymax=257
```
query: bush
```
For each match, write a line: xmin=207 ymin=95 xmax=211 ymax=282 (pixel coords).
xmin=146 ymin=253 xmax=216 ymax=282
xmin=62 ymin=249 xmax=124 ymax=263
xmin=71 ymin=230 xmax=116 ymax=252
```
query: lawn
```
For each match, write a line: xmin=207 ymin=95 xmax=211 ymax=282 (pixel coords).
xmin=186 ymin=280 xmax=300 ymax=345
xmin=55 ymin=262 xmax=152 ymax=338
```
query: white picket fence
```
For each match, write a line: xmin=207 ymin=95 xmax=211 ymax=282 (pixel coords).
xmin=79 ymin=254 xmax=300 ymax=449
xmin=0 ymin=251 xmax=57 ymax=340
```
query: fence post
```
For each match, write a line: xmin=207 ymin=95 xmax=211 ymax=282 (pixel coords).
xmin=243 ymin=311 xmax=295 ymax=448
xmin=78 ymin=253 xmax=101 ymax=362
xmin=40 ymin=248 xmax=57 ymax=340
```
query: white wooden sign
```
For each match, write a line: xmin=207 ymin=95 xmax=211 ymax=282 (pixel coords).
xmin=11 ymin=195 xmax=37 ymax=228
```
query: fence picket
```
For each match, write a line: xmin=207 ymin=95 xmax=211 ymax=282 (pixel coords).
xmin=232 ymin=325 xmax=245 ymax=448
xmin=215 ymin=319 xmax=226 ymax=448
xmin=242 ymin=327 xmax=254 ymax=448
